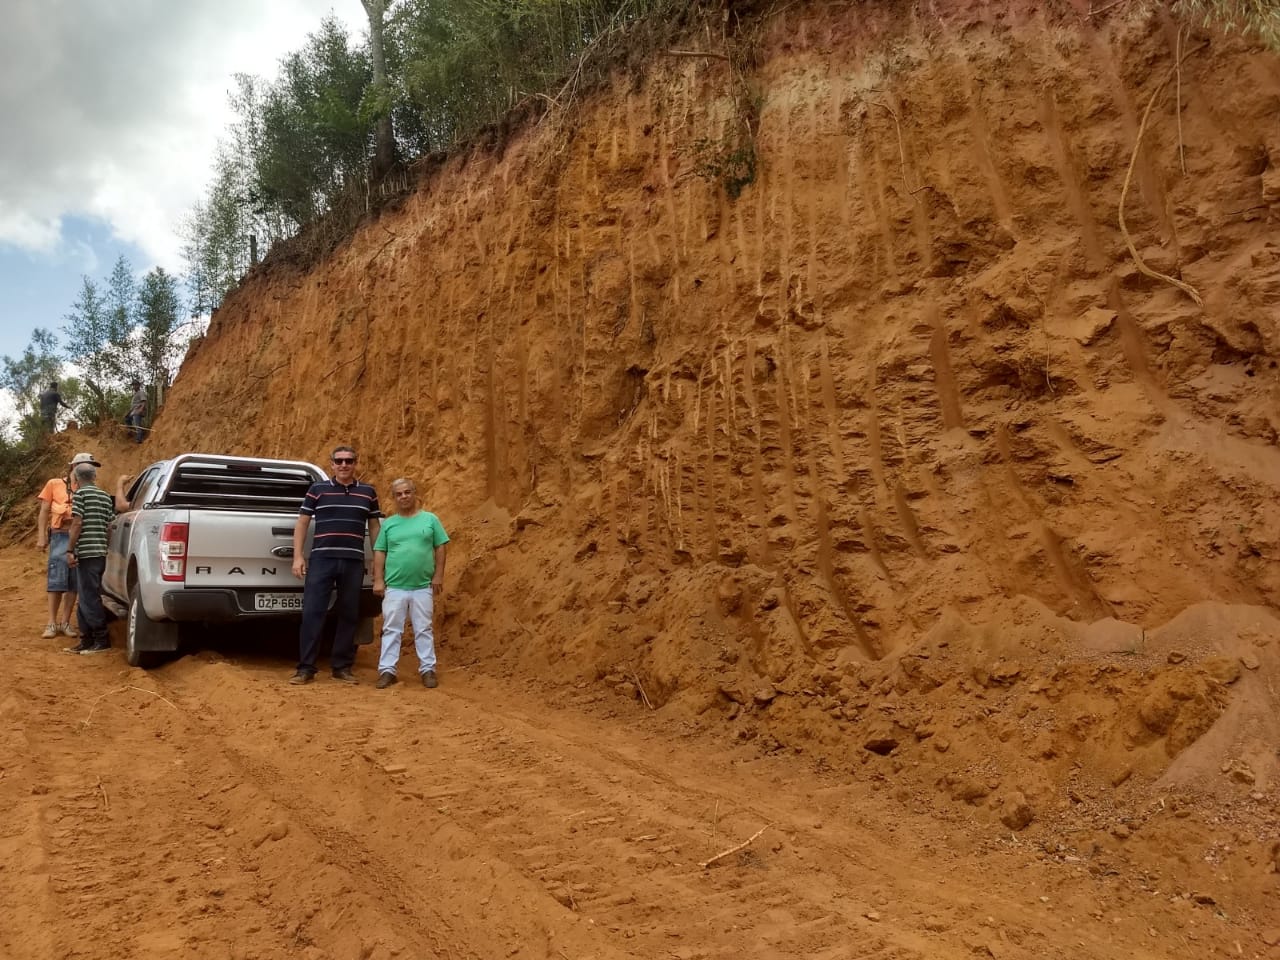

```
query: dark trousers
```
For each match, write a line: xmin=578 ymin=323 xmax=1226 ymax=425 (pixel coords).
xmin=126 ymin=413 xmax=144 ymax=443
xmin=297 ymin=554 xmax=364 ymax=674
xmin=75 ymin=556 xmax=108 ymax=646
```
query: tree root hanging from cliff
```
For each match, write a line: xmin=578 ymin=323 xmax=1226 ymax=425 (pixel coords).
xmin=870 ymin=100 xmax=927 ymax=198
xmin=1176 ymin=25 xmax=1188 ymax=175
xmin=1118 ymin=42 xmax=1209 ymax=308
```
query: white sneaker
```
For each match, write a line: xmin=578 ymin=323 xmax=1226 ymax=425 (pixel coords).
xmin=41 ymin=623 xmax=57 ymax=639
xmin=59 ymin=621 xmax=78 ymax=637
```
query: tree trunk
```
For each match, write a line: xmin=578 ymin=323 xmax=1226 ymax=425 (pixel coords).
xmin=362 ymin=0 xmax=396 ymax=182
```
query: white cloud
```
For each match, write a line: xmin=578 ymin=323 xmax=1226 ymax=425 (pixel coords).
xmin=0 ymin=0 xmax=366 ymax=270
xmin=0 ymin=210 xmax=61 ymax=253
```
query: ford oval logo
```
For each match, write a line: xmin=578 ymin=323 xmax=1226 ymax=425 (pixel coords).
xmin=270 ymin=546 xmax=295 ymax=558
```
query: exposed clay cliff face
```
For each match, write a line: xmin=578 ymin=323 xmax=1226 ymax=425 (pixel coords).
xmin=158 ymin=1 xmax=1280 ymax=854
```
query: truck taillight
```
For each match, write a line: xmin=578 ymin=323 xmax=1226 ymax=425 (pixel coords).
xmin=159 ymin=522 xmax=188 ymax=582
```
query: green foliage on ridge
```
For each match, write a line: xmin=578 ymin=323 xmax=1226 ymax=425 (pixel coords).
xmin=182 ymin=0 xmax=696 ymax=311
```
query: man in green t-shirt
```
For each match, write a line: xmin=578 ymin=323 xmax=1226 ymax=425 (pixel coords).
xmin=372 ymin=478 xmax=449 ymax=688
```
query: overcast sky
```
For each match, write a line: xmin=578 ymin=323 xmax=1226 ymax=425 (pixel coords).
xmin=0 ymin=0 xmax=365 ymax=367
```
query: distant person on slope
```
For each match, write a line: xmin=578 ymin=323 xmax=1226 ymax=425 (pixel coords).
xmin=372 ymin=478 xmax=449 ymax=690
xmin=35 ymin=452 xmax=96 ymax=639
xmin=64 ymin=461 xmax=118 ymax=655
xmin=288 ymin=445 xmax=382 ymax=685
xmin=126 ymin=380 xmax=147 ymax=444
xmin=38 ymin=381 xmax=73 ymax=432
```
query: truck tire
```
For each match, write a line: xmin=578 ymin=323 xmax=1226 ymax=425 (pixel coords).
xmin=127 ymin=584 xmax=174 ymax=669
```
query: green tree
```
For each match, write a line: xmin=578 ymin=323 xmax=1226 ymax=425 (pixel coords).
xmin=105 ymin=254 xmax=142 ymax=383
xmin=229 ymin=74 xmax=291 ymax=248
xmin=180 ymin=200 xmax=215 ymax=317
xmin=205 ymin=151 xmax=254 ymax=299
xmin=61 ymin=277 xmax=118 ymax=423
xmin=264 ymin=18 xmax=371 ymax=216
xmin=181 ymin=152 xmax=255 ymax=313
xmin=137 ymin=267 xmax=182 ymax=406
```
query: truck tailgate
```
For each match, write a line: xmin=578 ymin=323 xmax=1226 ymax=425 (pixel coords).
xmin=184 ymin=513 xmax=301 ymax=589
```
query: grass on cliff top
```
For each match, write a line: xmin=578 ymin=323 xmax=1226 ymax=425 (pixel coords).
xmin=1175 ymin=0 xmax=1280 ymax=48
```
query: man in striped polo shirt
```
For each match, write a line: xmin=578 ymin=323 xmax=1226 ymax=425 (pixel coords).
xmin=64 ymin=462 xmax=118 ymax=655
xmin=289 ymin=445 xmax=382 ymax=684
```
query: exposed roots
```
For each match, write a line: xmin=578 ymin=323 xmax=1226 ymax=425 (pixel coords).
xmin=1118 ymin=42 xmax=1208 ymax=308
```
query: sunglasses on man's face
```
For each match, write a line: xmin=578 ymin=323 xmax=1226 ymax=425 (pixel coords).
xmin=333 ymin=457 xmax=356 ymax=465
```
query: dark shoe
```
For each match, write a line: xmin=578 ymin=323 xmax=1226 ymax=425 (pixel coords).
xmin=288 ymin=670 xmax=315 ymax=685
xmin=63 ymin=642 xmax=91 ymax=654
xmin=375 ymin=672 xmax=398 ymax=689
xmin=332 ymin=669 xmax=358 ymax=685
xmin=79 ymin=643 xmax=110 ymax=655
xmin=422 ymin=670 xmax=438 ymax=688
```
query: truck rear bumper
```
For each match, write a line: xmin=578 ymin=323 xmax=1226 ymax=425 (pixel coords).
xmin=161 ymin=589 xmax=381 ymax=622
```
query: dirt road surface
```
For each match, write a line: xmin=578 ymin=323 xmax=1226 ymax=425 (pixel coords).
xmin=1 ymin=546 xmax=1272 ymax=960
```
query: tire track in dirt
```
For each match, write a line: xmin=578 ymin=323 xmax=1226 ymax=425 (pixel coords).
xmin=149 ymin=653 xmax=1219 ymax=960
xmin=200 ymin=735 xmax=624 ymax=960
xmin=0 ymin=659 xmax=292 ymax=960
xmin=426 ymin=687 xmax=1207 ymax=960
xmin=163 ymin=662 xmax=934 ymax=960
xmin=115 ymin=661 xmax=631 ymax=960
xmin=0 ymin=686 xmax=60 ymax=960
xmin=3 ymin=633 xmax=626 ymax=959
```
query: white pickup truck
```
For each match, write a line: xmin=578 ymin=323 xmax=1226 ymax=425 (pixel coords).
xmin=102 ymin=453 xmax=377 ymax=667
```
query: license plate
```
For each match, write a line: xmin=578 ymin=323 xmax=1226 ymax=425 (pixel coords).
xmin=254 ymin=592 xmax=303 ymax=611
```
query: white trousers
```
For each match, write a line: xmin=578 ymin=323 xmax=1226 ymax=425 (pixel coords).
xmin=378 ymin=586 xmax=436 ymax=675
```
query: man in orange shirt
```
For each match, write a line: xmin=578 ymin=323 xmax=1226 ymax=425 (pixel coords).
xmin=36 ymin=452 xmax=97 ymax=638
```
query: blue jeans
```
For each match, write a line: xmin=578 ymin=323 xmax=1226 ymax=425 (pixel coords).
xmin=75 ymin=556 xmax=108 ymax=646
xmin=297 ymin=554 xmax=364 ymax=674
xmin=126 ymin=413 xmax=144 ymax=443
xmin=47 ymin=530 xmax=78 ymax=594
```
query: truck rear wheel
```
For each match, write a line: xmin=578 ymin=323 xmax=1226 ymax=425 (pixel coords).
xmin=127 ymin=584 xmax=175 ymax=669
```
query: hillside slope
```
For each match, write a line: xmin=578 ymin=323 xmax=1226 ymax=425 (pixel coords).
xmin=150 ymin=0 xmax=1278 ymax=902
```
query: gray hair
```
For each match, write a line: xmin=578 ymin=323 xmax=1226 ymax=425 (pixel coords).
xmin=73 ymin=463 xmax=97 ymax=484
xmin=390 ymin=477 xmax=416 ymax=494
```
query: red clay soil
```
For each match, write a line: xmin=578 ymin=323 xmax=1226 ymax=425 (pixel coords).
xmin=3 ymin=1 xmax=1280 ymax=956
xmin=0 ymin=519 xmax=1275 ymax=960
